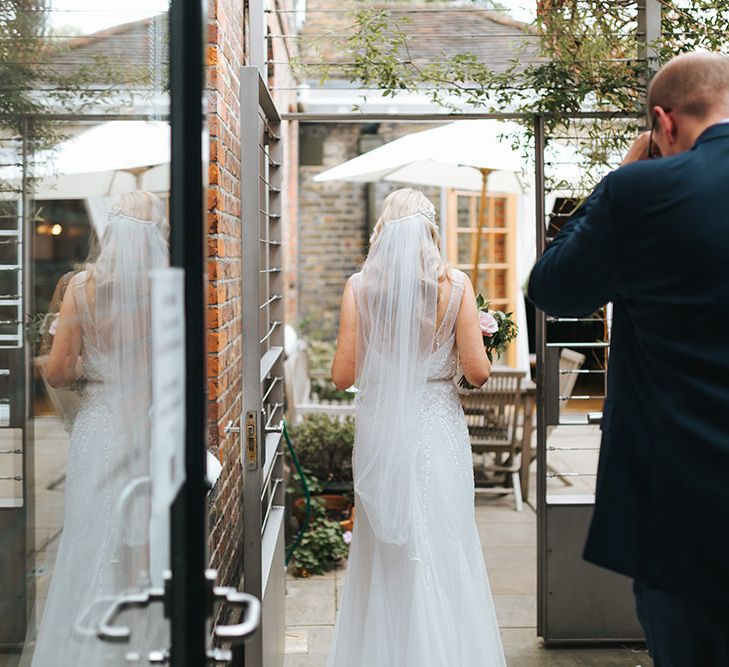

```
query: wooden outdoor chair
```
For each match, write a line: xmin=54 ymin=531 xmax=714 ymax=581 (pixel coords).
xmin=283 ymin=339 xmax=356 ymax=424
xmin=461 ymin=369 xmax=525 ymax=511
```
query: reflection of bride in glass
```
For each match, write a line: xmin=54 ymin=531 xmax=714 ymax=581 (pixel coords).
xmin=28 ymin=191 xmax=169 ymax=665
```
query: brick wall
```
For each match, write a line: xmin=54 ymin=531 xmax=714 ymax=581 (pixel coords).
xmin=297 ymin=123 xmax=441 ymax=340
xmin=298 ymin=124 xmax=369 ymax=339
xmin=206 ymin=0 xmax=246 ymax=594
xmin=206 ymin=0 xmax=298 ymax=608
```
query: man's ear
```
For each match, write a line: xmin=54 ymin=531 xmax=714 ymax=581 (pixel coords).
xmin=654 ymin=106 xmax=676 ymax=146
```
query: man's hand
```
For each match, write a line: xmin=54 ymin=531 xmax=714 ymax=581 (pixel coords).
xmin=621 ymin=131 xmax=654 ymax=165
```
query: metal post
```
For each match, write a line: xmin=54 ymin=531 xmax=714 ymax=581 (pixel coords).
xmin=251 ymin=0 xmax=268 ymax=78
xmin=533 ymin=114 xmax=547 ymax=636
xmin=169 ymin=0 xmax=208 ymax=664
xmin=239 ymin=65 xmax=265 ymax=666
xmin=637 ymin=0 xmax=662 ymax=119
xmin=21 ymin=116 xmax=35 ymax=635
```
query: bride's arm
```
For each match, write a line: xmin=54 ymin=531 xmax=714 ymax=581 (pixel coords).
xmin=331 ymin=277 xmax=357 ymax=391
xmin=45 ymin=280 xmax=83 ymax=388
xmin=456 ymin=277 xmax=491 ymax=387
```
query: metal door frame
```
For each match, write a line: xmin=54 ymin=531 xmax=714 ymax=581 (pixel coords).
xmin=238 ymin=65 xmax=286 ymax=667
xmin=0 ymin=119 xmax=34 ymax=651
xmin=169 ymin=0 xmax=209 ymax=663
xmin=0 ymin=0 xmax=211 ymax=660
xmin=533 ymin=112 xmax=646 ymax=643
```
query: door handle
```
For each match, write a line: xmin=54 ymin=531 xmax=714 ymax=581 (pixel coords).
xmin=207 ymin=647 xmax=234 ymax=664
xmin=148 ymin=648 xmax=234 ymax=664
xmin=212 ymin=587 xmax=261 ymax=644
xmin=206 ymin=569 xmax=261 ymax=646
xmin=97 ymin=586 xmax=166 ymax=642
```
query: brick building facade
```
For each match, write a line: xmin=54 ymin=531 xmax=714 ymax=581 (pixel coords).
xmin=205 ymin=0 xmax=297 ymax=597
xmin=297 ymin=122 xmax=442 ymax=339
xmin=294 ymin=2 xmax=534 ymax=338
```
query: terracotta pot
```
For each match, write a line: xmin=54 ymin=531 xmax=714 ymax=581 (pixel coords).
xmin=340 ymin=505 xmax=355 ymax=533
xmin=294 ymin=494 xmax=353 ymax=528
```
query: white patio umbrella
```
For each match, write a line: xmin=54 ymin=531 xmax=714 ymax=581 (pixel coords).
xmin=0 ymin=120 xmax=170 ymax=200
xmin=37 ymin=120 xmax=170 ymax=199
xmin=314 ymin=119 xmax=591 ymax=373
xmin=314 ymin=119 xmax=529 ymax=290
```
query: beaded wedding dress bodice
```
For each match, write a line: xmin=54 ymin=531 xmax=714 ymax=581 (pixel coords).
xmin=327 ymin=269 xmax=506 ymax=667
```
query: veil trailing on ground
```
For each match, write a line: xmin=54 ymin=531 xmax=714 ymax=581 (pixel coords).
xmin=352 ymin=209 xmax=440 ymax=545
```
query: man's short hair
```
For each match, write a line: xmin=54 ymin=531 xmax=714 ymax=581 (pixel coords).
xmin=648 ymin=51 xmax=729 ymax=118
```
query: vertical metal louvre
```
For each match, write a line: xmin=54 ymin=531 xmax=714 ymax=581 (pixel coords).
xmin=0 ymin=133 xmax=25 ymax=350
xmin=240 ymin=65 xmax=286 ymax=667
xmin=0 ymin=125 xmax=29 ymax=503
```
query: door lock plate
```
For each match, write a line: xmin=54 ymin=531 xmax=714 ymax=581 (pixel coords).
xmin=245 ymin=411 xmax=258 ymax=470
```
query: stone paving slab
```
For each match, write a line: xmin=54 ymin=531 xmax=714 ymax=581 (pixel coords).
xmin=284 ymin=492 xmax=651 ymax=666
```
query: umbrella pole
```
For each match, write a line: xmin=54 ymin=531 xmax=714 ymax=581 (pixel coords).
xmin=471 ymin=168 xmax=491 ymax=290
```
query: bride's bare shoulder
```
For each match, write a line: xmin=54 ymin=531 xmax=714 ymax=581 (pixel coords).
xmin=447 ymin=267 xmax=467 ymax=285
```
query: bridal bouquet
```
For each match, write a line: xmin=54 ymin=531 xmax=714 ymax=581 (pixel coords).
xmin=458 ymin=294 xmax=518 ymax=389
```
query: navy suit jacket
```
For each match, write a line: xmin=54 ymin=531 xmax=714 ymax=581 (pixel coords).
xmin=528 ymin=123 xmax=729 ymax=601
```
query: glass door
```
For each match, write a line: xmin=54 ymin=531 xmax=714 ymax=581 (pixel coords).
xmin=0 ymin=1 xmax=259 ymax=664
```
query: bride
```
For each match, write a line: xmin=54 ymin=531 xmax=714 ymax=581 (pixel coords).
xmin=328 ymin=189 xmax=506 ymax=666
xmin=28 ymin=191 xmax=169 ymax=665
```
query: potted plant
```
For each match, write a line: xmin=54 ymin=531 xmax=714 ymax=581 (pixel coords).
xmin=287 ymin=413 xmax=355 ymax=494
xmin=289 ymin=497 xmax=350 ymax=578
xmin=287 ymin=467 xmax=353 ymax=533
xmin=286 ymin=468 xmax=352 ymax=578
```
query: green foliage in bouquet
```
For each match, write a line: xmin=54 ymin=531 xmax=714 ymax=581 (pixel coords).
xmin=27 ymin=311 xmax=55 ymax=355
xmin=475 ymin=294 xmax=518 ymax=363
xmin=459 ymin=294 xmax=519 ymax=389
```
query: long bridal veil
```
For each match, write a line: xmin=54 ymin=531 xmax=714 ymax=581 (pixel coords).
xmin=25 ymin=192 xmax=169 ymax=666
xmin=92 ymin=195 xmax=169 ymax=553
xmin=353 ymin=209 xmax=440 ymax=545
xmin=330 ymin=189 xmax=506 ymax=667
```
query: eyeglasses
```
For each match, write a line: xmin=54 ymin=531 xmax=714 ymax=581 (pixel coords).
xmin=648 ymin=107 xmax=671 ymax=159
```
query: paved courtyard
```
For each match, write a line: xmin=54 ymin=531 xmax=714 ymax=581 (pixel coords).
xmin=284 ymin=438 xmax=652 ymax=667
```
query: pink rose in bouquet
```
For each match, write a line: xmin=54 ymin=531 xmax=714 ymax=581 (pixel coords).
xmin=458 ymin=293 xmax=518 ymax=389
xmin=479 ymin=311 xmax=499 ymax=337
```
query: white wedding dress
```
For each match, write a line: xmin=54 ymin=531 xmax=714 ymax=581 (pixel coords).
xmin=28 ymin=204 xmax=168 ymax=666
xmin=328 ymin=265 xmax=506 ymax=667
xmin=29 ymin=274 xmax=134 ymax=665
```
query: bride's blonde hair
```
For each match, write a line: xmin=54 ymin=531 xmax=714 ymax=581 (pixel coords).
xmin=370 ymin=188 xmax=448 ymax=280
xmin=110 ymin=190 xmax=169 ymax=239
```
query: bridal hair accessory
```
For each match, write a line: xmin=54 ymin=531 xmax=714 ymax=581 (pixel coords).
xmin=385 ymin=206 xmax=437 ymax=227
xmin=106 ymin=192 xmax=169 ymax=243
xmin=418 ymin=206 xmax=436 ymax=224
xmin=108 ymin=210 xmax=156 ymax=225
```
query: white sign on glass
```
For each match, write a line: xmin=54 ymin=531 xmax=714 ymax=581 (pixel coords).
xmin=149 ymin=267 xmax=186 ymax=584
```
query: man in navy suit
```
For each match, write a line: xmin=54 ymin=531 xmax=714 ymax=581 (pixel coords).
xmin=528 ymin=52 xmax=729 ymax=666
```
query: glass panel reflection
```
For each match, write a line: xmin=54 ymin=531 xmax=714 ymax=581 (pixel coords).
xmin=0 ymin=1 xmax=171 ymax=664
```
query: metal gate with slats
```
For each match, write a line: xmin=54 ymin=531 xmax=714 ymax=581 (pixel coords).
xmin=534 ymin=114 xmax=644 ymax=643
xmin=238 ymin=65 xmax=286 ymax=667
